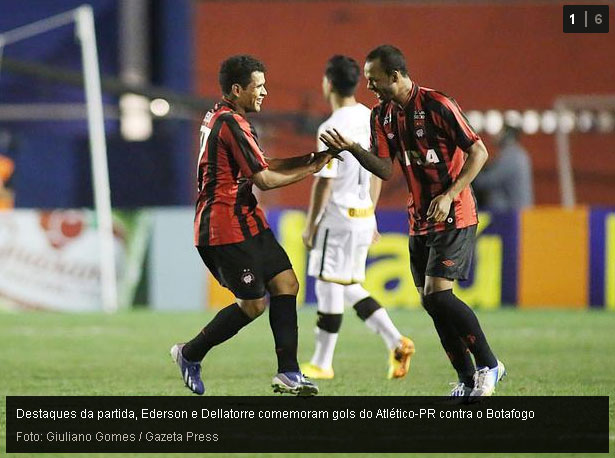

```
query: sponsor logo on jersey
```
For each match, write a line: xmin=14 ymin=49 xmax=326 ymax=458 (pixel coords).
xmin=387 ymin=133 xmax=395 ymax=139
xmin=383 ymin=112 xmax=392 ymax=126
xmin=413 ymin=110 xmax=426 ymax=120
xmin=442 ymin=259 xmax=456 ymax=267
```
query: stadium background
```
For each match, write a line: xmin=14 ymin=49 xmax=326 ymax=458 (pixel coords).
xmin=0 ymin=1 xmax=614 ymax=455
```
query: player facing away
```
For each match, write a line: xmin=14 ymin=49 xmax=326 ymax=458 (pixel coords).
xmin=171 ymin=55 xmax=336 ymax=396
xmin=320 ymin=45 xmax=506 ymax=397
xmin=300 ymin=55 xmax=415 ymax=380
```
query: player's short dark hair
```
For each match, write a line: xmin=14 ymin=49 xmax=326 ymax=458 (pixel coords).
xmin=218 ymin=55 xmax=266 ymax=95
xmin=325 ymin=55 xmax=360 ymax=97
xmin=366 ymin=45 xmax=409 ymax=77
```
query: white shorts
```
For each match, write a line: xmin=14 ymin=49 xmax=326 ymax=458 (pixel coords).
xmin=307 ymin=223 xmax=374 ymax=284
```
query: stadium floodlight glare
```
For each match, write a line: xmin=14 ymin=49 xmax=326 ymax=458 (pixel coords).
xmin=596 ymin=110 xmax=615 ymax=133
xmin=484 ymin=110 xmax=503 ymax=135
xmin=503 ymin=110 xmax=523 ymax=128
xmin=577 ymin=110 xmax=594 ymax=133
xmin=120 ymin=93 xmax=152 ymax=141
xmin=558 ymin=110 xmax=576 ymax=134
xmin=150 ymin=98 xmax=170 ymax=117
xmin=521 ymin=110 xmax=540 ymax=135
xmin=466 ymin=110 xmax=484 ymax=133
xmin=540 ymin=110 xmax=558 ymax=134
xmin=0 ymin=6 xmax=118 ymax=313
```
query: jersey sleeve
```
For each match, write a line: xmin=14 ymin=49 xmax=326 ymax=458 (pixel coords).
xmin=370 ymin=108 xmax=393 ymax=159
xmin=223 ymin=114 xmax=268 ymax=178
xmin=430 ymin=93 xmax=480 ymax=151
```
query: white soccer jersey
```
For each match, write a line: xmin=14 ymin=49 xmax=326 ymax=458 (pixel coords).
xmin=315 ymin=103 xmax=374 ymax=228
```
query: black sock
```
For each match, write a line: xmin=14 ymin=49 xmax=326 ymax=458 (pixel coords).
xmin=269 ymin=294 xmax=300 ymax=373
xmin=430 ymin=290 xmax=498 ymax=369
xmin=423 ymin=294 xmax=475 ymax=385
xmin=182 ymin=303 xmax=252 ymax=362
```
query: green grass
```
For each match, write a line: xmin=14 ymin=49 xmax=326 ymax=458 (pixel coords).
xmin=1 ymin=307 xmax=613 ymax=457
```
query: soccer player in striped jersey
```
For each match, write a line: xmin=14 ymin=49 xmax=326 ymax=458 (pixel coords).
xmin=320 ymin=45 xmax=505 ymax=397
xmin=301 ymin=55 xmax=414 ymax=380
xmin=171 ymin=55 xmax=335 ymax=396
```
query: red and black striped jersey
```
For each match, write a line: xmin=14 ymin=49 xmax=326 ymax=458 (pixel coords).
xmin=370 ymin=84 xmax=479 ymax=235
xmin=194 ymin=98 xmax=269 ymax=246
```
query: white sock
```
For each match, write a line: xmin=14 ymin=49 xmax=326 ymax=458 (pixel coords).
xmin=364 ymin=308 xmax=403 ymax=350
xmin=310 ymin=327 xmax=339 ymax=369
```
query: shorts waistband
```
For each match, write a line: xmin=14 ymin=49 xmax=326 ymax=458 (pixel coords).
xmin=347 ymin=206 xmax=374 ymax=218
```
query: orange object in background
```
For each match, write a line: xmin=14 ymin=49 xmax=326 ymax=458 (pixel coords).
xmin=519 ymin=207 xmax=589 ymax=308
xmin=0 ymin=155 xmax=15 ymax=209
xmin=207 ymin=272 xmax=235 ymax=310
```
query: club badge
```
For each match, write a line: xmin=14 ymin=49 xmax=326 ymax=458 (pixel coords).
xmin=241 ymin=269 xmax=255 ymax=285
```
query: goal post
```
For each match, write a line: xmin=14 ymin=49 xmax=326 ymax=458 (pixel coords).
xmin=0 ymin=5 xmax=117 ymax=313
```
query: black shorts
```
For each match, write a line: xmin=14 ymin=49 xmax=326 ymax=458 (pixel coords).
xmin=197 ymin=229 xmax=293 ymax=300
xmin=409 ymin=225 xmax=477 ymax=287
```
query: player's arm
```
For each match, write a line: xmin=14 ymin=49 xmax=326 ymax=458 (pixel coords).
xmin=252 ymin=151 xmax=334 ymax=191
xmin=369 ymin=173 xmax=383 ymax=244
xmin=266 ymin=154 xmax=314 ymax=171
xmin=426 ymin=95 xmax=488 ymax=222
xmin=319 ymin=128 xmax=393 ymax=180
xmin=427 ymin=140 xmax=488 ymax=222
xmin=302 ymin=176 xmax=333 ymax=249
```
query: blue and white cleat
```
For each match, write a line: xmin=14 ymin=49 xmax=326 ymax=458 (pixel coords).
xmin=170 ymin=343 xmax=205 ymax=395
xmin=470 ymin=360 xmax=506 ymax=397
xmin=272 ymin=371 xmax=319 ymax=396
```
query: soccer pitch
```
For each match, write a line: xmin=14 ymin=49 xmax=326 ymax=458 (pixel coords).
xmin=1 ymin=307 xmax=613 ymax=457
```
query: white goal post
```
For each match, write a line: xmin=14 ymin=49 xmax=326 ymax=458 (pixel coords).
xmin=0 ymin=5 xmax=117 ymax=313
xmin=554 ymin=94 xmax=615 ymax=208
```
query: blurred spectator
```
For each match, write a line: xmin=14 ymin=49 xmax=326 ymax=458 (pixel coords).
xmin=473 ymin=124 xmax=533 ymax=211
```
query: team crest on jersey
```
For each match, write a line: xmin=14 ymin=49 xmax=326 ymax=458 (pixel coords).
xmin=240 ymin=269 xmax=255 ymax=285
xmin=416 ymin=128 xmax=424 ymax=138
xmin=387 ymin=133 xmax=395 ymax=139
xmin=414 ymin=110 xmax=425 ymax=120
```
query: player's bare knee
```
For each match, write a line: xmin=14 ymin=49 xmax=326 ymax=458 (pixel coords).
xmin=267 ymin=269 xmax=299 ymax=296
xmin=237 ymin=298 xmax=266 ymax=319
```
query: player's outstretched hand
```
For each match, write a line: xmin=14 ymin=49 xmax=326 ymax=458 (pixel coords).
xmin=310 ymin=149 xmax=343 ymax=172
xmin=319 ymin=128 xmax=357 ymax=154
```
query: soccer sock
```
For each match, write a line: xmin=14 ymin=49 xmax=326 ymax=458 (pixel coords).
xmin=423 ymin=293 xmax=476 ymax=385
xmin=310 ymin=312 xmax=342 ymax=369
xmin=430 ymin=289 xmax=498 ymax=369
xmin=181 ymin=303 xmax=252 ymax=362
xmin=269 ymin=294 xmax=300 ymax=373
xmin=354 ymin=297 xmax=402 ymax=351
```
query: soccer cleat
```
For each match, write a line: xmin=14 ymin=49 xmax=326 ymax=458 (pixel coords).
xmin=470 ymin=360 xmax=506 ymax=397
xmin=300 ymin=362 xmax=334 ymax=380
xmin=387 ymin=336 xmax=416 ymax=379
xmin=170 ymin=343 xmax=205 ymax=395
xmin=271 ymin=371 xmax=319 ymax=396
xmin=449 ymin=381 xmax=473 ymax=398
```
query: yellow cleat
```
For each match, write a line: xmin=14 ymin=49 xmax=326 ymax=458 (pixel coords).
xmin=300 ymin=362 xmax=335 ymax=380
xmin=387 ymin=336 xmax=415 ymax=379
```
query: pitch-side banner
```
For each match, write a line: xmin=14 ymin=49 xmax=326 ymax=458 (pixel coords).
xmin=0 ymin=209 xmax=149 ymax=311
